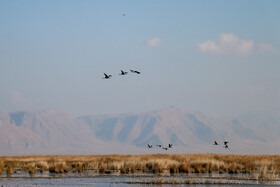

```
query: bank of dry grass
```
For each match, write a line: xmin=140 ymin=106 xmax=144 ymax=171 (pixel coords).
xmin=126 ymin=178 xmax=249 ymax=185
xmin=0 ymin=154 xmax=279 ymax=180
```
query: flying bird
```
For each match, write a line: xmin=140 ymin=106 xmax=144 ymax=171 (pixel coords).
xmin=224 ymin=144 xmax=229 ymax=149
xmin=162 ymin=147 xmax=168 ymax=150
xmin=119 ymin=70 xmax=128 ymax=75
xmin=147 ymin=144 xmax=152 ymax=148
xmin=103 ymin=73 xmax=112 ymax=79
xmin=130 ymin=69 xmax=141 ymax=74
xmin=224 ymin=141 xmax=229 ymax=146
xmin=214 ymin=141 xmax=219 ymax=145
xmin=168 ymin=143 xmax=173 ymax=148
xmin=156 ymin=145 xmax=162 ymax=148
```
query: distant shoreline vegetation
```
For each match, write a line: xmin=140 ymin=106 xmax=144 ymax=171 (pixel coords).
xmin=0 ymin=154 xmax=279 ymax=181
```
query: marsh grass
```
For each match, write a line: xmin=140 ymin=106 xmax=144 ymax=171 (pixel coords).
xmin=254 ymin=164 xmax=278 ymax=181
xmin=0 ymin=158 xmax=4 ymax=174
xmin=6 ymin=163 xmax=13 ymax=176
xmin=0 ymin=154 xmax=279 ymax=181
xmin=126 ymin=178 xmax=247 ymax=184
xmin=28 ymin=167 xmax=36 ymax=177
xmin=49 ymin=162 xmax=69 ymax=173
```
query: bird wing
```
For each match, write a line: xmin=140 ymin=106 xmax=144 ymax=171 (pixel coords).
xmin=130 ymin=70 xmax=140 ymax=74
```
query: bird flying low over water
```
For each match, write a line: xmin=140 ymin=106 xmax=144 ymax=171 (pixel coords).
xmin=103 ymin=73 xmax=112 ymax=79
xmin=119 ymin=70 xmax=128 ymax=75
xmin=147 ymin=144 xmax=152 ymax=148
xmin=168 ymin=143 xmax=173 ymax=148
xmin=130 ymin=69 xmax=140 ymax=74
xmin=214 ymin=141 xmax=218 ymax=145
xmin=156 ymin=145 xmax=162 ymax=148
xmin=224 ymin=144 xmax=229 ymax=149
xmin=162 ymin=147 xmax=168 ymax=150
xmin=224 ymin=141 xmax=229 ymax=146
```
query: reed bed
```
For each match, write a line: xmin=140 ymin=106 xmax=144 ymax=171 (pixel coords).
xmin=0 ymin=158 xmax=4 ymax=174
xmin=125 ymin=178 xmax=249 ymax=185
xmin=0 ymin=154 xmax=279 ymax=180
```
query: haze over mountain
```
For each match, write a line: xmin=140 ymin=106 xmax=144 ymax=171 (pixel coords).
xmin=1 ymin=107 xmax=279 ymax=156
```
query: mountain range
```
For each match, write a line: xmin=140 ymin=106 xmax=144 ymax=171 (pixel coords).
xmin=1 ymin=107 xmax=280 ymax=156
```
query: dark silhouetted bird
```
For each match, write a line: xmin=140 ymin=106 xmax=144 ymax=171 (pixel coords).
xmin=224 ymin=141 xmax=229 ymax=146
xmin=103 ymin=73 xmax=112 ymax=79
xmin=168 ymin=143 xmax=173 ymax=148
xmin=130 ymin=69 xmax=140 ymax=74
xmin=156 ymin=145 xmax=162 ymax=148
xmin=214 ymin=141 xmax=218 ymax=145
xmin=162 ymin=147 xmax=168 ymax=150
xmin=224 ymin=144 xmax=229 ymax=149
xmin=119 ymin=70 xmax=128 ymax=75
xmin=147 ymin=144 xmax=152 ymax=148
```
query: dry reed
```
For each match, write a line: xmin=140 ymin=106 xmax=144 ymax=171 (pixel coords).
xmin=0 ymin=154 xmax=279 ymax=180
xmin=126 ymin=178 xmax=247 ymax=184
xmin=6 ymin=163 xmax=13 ymax=176
xmin=0 ymin=158 xmax=4 ymax=174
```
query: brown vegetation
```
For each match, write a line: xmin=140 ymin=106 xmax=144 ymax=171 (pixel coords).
xmin=0 ymin=158 xmax=4 ymax=174
xmin=6 ymin=163 xmax=13 ymax=176
xmin=0 ymin=154 xmax=279 ymax=180
xmin=126 ymin=178 xmax=248 ymax=185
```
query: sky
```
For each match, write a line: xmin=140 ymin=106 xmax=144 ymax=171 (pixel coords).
xmin=0 ymin=0 xmax=279 ymax=118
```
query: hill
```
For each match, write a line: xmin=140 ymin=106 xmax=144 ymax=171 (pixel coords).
xmin=1 ymin=107 xmax=279 ymax=155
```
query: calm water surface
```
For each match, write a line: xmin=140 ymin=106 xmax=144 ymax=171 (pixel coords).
xmin=0 ymin=173 xmax=278 ymax=186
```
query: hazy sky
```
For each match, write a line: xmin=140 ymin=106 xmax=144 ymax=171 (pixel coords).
xmin=1 ymin=0 xmax=279 ymax=117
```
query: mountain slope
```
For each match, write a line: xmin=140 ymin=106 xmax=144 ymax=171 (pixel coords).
xmin=1 ymin=107 xmax=279 ymax=155
xmin=78 ymin=107 xmax=274 ymax=154
xmin=0 ymin=110 xmax=128 ymax=155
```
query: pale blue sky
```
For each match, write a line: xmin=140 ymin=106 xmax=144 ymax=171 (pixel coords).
xmin=0 ymin=0 xmax=279 ymax=117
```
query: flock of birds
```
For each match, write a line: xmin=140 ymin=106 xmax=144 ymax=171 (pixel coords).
xmin=147 ymin=143 xmax=173 ymax=150
xmin=146 ymin=141 xmax=229 ymax=150
xmin=103 ymin=69 xmax=141 ymax=79
xmin=213 ymin=140 xmax=229 ymax=149
xmin=102 ymin=14 xmax=140 ymax=80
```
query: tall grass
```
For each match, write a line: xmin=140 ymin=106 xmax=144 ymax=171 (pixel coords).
xmin=6 ymin=163 xmax=13 ymax=176
xmin=0 ymin=154 xmax=279 ymax=180
xmin=0 ymin=158 xmax=4 ymax=174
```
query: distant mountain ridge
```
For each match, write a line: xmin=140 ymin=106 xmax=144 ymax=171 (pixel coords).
xmin=0 ymin=107 xmax=280 ymax=156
